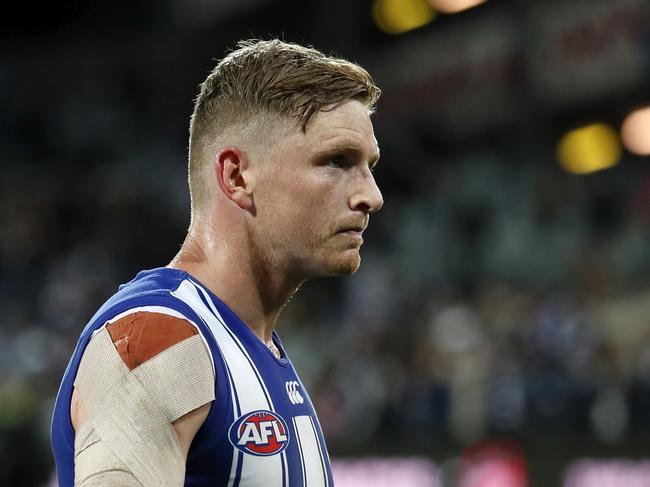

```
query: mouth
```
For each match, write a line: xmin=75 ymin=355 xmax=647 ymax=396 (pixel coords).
xmin=336 ymin=225 xmax=366 ymax=243
xmin=337 ymin=224 xmax=366 ymax=233
xmin=337 ymin=219 xmax=368 ymax=233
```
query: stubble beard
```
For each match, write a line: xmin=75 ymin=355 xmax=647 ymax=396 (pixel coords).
xmin=266 ymin=228 xmax=363 ymax=280
xmin=327 ymin=251 xmax=361 ymax=275
xmin=312 ymin=237 xmax=362 ymax=276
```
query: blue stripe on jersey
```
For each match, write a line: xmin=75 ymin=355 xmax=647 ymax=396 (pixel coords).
xmin=281 ymin=451 xmax=287 ymax=487
xmin=224 ymin=358 xmax=241 ymax=417
xmin=232 ymin=450 xmax=244 ymax=487
xmin=222 ymin=356 xmax=242 ymax=487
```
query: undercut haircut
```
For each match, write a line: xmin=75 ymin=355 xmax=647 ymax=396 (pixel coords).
xmin=187 ymin=39 xmax=381 ymax=211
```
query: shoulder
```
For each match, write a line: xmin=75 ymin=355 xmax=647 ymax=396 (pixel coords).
xmin=105 ymin=310 xmax=200 ymax=370
xmin=75 ymin=308 xmax=215 ymax=424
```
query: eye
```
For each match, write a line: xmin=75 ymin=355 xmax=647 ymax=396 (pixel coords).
xmin=328 ymin=156 xmax=350 ymax=169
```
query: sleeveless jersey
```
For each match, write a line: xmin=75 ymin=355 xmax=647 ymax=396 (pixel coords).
xmin=51 ymin=267 xmax=333 ymax=487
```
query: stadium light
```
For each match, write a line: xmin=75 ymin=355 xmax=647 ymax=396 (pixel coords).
xmin=557 ymin=123 xmax=622 ymax=175
xmin=428 ymin=0 xmax=486 ymax=14
xmin=621 ymin=106 xmax=650 ymax=155
xmin=373 ymin=0 xmax=436 ymax=35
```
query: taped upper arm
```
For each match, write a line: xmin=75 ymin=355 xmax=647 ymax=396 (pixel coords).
xmin=77 ymin=310 xmax=216 ymax=422
xmin=71 ymin=310 xmax=215 ymax=486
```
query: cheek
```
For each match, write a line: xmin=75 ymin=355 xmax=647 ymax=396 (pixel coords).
xmin=258 ymin=184 xmax=315 ymax=238
xmin=259 ymin=172 xmax=340 ymax=236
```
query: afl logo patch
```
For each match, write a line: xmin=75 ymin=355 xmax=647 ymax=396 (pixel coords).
xmin=228 ymin=410 xmax=290 ymax=456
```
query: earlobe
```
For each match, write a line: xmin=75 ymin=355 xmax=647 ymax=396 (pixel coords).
xmin=215 ymin=147 xmax=254 ymax=210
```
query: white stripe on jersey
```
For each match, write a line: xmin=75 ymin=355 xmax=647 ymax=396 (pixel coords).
xmin=309 ymin=416 xmax=330 ymax=487
xmin=172 ymin=279 xmax=285 ymax=487
xmin=190 ymin=281 xmax=276 ymax=410
xmin=293 ymin=417 xmax=308 ymax=487
xmin=293 ymin=416 xmax=328 ymax=487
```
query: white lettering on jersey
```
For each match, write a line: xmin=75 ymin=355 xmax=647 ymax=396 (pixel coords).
xmin=272 ymin=421 xmax=288 ymax=442
xmin=237 ymin=420 xmax=288 ymax=446
xmin=238 ymin=423 xmax=263 ymax=445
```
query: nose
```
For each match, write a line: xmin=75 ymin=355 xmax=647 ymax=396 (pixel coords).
xmin=350 ymin=171 xmax=384 ymax=214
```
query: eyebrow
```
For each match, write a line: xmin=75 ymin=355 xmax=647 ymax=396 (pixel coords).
xmin=314 ymin=142 xmax=381 ymax=169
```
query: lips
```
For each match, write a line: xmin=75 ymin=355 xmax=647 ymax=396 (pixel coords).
xmin=336 ymin=225 xmax=366 ymax=245
xmin=336 ymin=228 xmax=366 ymax=242
xmin=336 ymin=221 xmax=368 ymax=234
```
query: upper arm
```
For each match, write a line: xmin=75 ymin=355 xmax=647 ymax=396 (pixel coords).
xmin=172 ymin=402 xmax=212 ymax=460
xmin=71 ymin=310 xmax=215 ymax=485
xmin=71 ymin=390 xmax=211 ymax=462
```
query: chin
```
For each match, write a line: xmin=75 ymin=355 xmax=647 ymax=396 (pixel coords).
xmin=323 ymin=251 xmax=361 ymax=276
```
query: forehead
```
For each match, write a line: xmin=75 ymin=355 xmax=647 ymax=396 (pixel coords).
xmin=288 ymin=100 xmax=379 ymax=156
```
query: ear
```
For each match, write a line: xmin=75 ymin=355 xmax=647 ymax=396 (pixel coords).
xmin=214 ymin=146 xmax=254 ymax=210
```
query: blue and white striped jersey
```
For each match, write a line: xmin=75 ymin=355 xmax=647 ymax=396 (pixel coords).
xmin=51 ymin=267 xmax=333 ymax=487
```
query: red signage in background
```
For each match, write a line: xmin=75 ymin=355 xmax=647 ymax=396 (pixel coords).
xmin=458 ymin=439 xmax=529 ymax=487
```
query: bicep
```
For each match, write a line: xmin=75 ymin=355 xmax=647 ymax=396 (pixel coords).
xmin=172 ymin=402 xmax=212 ymax=460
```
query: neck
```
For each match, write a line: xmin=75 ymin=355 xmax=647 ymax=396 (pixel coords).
xmin=168 ymin=217 xmax=303 ymax=345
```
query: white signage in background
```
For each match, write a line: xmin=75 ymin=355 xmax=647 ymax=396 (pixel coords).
xmin=526 ymin=0 xmax=650 ymax=106
xmin=332 ymin=457 xmax=441 ymax=487
xmin=564 ymin=459 xmax=650 ymax=487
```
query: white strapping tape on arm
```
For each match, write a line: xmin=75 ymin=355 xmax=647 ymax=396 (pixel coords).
xmin=132 ymin=334 xmax=215 ymax=422
xmin=74 ymin=327 xmax=215 ymax=487
xmin=75 ymin=421 xmax=143 ymax=486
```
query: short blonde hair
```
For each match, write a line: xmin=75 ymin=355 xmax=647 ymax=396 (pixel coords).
xmin=188 ymin=39 xmax=381 ymax=210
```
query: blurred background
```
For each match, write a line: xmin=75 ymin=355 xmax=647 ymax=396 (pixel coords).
xmin=1 ymin=0 xmax=650 ymax=485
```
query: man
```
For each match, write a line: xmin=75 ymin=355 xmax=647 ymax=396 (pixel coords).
xmin=51 ymin=39 xmax=383 ymax=486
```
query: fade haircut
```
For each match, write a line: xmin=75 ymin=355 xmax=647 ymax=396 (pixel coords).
xmin=187 ymin=39 xmax=381 ymax=211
